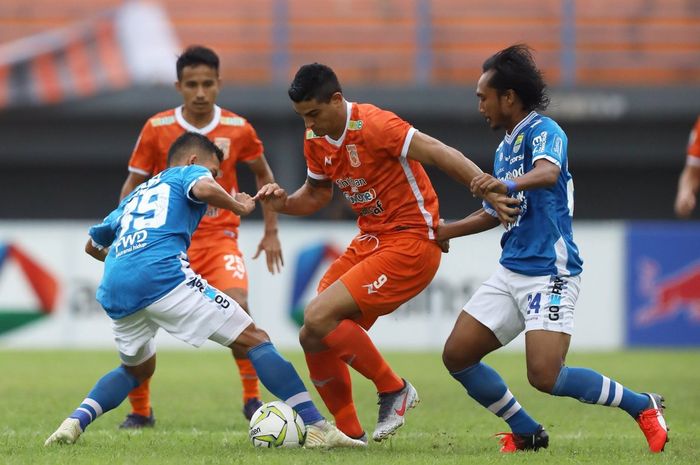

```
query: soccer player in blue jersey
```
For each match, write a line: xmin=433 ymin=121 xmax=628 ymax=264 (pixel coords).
xmin=437 ymin=45 xmax=669 ymax=454
xmin=44 ymin=132 xmax=364 ymax=448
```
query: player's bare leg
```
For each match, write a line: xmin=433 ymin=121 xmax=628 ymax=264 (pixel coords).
xmin=300 ymin=281 xmax=411 ymax=442
xmin=528 ymin=330 xmax=669 ymax=452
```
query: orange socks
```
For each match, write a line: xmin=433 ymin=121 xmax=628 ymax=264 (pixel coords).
xmin=305 ymin=349 xmax=364 ymax=438
xmin=128 ymin=377 xmax=151 ymax=417
xmin=322 ymin=319 xmax=404 ymax=394
xmin=235 ymin=357 xmax=261 ymax=402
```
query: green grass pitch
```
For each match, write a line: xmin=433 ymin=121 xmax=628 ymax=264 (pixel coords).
xmin=1 ymin=349 xmax=698 ymax=464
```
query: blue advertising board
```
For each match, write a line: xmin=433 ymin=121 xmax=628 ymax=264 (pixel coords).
xmin=626 ymin=222 xmax=700 ymax=346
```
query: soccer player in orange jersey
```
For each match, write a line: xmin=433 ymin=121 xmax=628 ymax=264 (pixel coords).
xmin=674 ymin=116 xmax=700 ymax=218
xmin=256 ymin=63 xmax=518 ymax=443
xmin=118 ymin=46 xmax=283 ymax=426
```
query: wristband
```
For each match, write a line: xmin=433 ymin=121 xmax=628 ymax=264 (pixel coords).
xmin=504 ymin=179 xmax=518 ymax=194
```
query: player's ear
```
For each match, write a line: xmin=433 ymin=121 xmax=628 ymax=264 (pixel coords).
xmin=330 ymin=92 xmax=343 ymax=105
xmin=187 ymin=153 xmax=198 ymax=165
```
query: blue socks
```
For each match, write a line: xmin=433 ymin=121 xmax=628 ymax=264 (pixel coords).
xmin=552 ymin=366 xmax=649 ymax=417
xmin=69 ymin=366 xmax=139 ymax=431
xmin=451 ymin=362 xmax=540 ymax=435
xmin=248 ymin=342 xmax=323 ymax=425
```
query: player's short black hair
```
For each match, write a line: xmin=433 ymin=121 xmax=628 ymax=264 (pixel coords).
xmin=482 ymin=44 xmax=550 ymax=112
xmin=176 ymin=45 xmax=219 ymax=80
xmin=167 ymin=132 xmax=223 ymax=165
xmin=288 ymin=63 xmax=342 ymax=103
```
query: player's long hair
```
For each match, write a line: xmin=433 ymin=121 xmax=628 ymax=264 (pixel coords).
xmin=288 ymin=63 xmax=342 ymax=103
xmin=167 ymin=132 xmax=224 ymax=165
xmin=176 ymin=45 xmax=219 ymax=80
xmin=482 ymin=44 xmax=550 ymax=112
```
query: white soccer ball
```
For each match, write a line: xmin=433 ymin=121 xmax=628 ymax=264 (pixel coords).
xmin=248 ymin=401 xmax=306 ymax=448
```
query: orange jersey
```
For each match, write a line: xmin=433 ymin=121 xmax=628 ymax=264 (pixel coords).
xmin=128 ymin=105 xmax=263 ymax=241
xmin=688 ymin=116 xmax=700 ymax=166
xmin=304 ymin=101 xmax=439 ymax=239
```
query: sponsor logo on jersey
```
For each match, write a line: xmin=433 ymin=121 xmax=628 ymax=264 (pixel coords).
xmin=343 ymin=188 xmax=376 ymax=205
xmin=509 ymin=154 xmax=524 ymax=165
xmin=214 ymin=137 xmax=231 ymax=160
xmin=324 ymin=156 xmax=333 ymax=165
xmin=114 ymin=230 xmax=149 ymax=257
xmin=150 ymin=116 xmax=176 ymax=127
xmin=359 ymin=199 xmax=385 ymax=216
xmin=513 ymin=133 xmax=524 ymax=153
xmin=220 ymin=116 xmax=245 ymax=126
xmin=348 ymin=120 xmax=363 ymax=131
xmin=346 ymin=144 xmax=361 ymax=167
xmin=553 ymin=135 xmax=563 ymax=157
xmin=335 ymin=177 xmax=367 ymax=189
xmin=533 ymin=131 xmax=548 ymax=154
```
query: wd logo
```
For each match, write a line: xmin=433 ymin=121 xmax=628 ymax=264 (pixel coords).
xmin=114 ymin=231 xmax=148 ymax=257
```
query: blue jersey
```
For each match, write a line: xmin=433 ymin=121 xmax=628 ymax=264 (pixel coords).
xmin=484 ymin=112 xmax=583 ymax=277
xmin=89 ymin=165 xmax=212 ymax=319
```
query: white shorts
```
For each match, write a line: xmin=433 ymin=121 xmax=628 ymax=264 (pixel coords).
xmin=112 ymin=275 xmax=253 ymax=366
xmin=464 ymin=264 xmax=581 ymax=346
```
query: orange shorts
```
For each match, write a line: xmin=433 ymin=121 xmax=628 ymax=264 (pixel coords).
xmin=318 ymin=231 xmax=442 ymax=329
xmin=187 ymin=236 xmax=248 ymax=292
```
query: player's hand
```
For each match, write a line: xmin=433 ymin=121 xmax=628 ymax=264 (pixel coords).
xmin=486 ymin=192 xmax=520 ymax=225
xmin=254 ymin=183 xmax=288 ymax=212
xmin=233 ymin=192 xmax=256 ymax=216
xmin=435 ymin=218 xmax=450 ymax=253
xmin=253 ymin=231 xmax=284 ymax=274
xmin=471 ymin=173 xmax=507 ymax=198
xmin=674 ymin=189 xmax=696 ymax=218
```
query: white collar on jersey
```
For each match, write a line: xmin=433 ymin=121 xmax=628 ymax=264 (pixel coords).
xmin=175 ymin=105 xmax=222 ymax=135
xmin=324 ymin=100 xmax=353 ymax=147
xmin=504 ymin=111 xmax=538 ymax=144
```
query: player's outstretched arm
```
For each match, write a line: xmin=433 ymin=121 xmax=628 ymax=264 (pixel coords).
xmin=191 ymin=177 xmax=255 ymax=216
xmin=255 ymin=178 xmax=332 ymax=216
xmin=248 ymin=156 xmax=284 ymax=273
xmin=675 ymin=164 xmax=700 ymax=218
xmin=437 ymin=209 xmax=500 ymax=242
xmin=84 ymin=238 xmax=108 ymax=262
xmin=406 ymin=131 xmax=483 ymax=186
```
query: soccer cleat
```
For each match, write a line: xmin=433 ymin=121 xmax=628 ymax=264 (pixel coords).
xmin=304 ymin=421 xmax=367 ymax=448
xmin=372 ymin=379 xmax=419 ymax=442
xmin=44 ymin=418 xmax=82 ymax=446
xmin=119 ymin=408 xmax=156 ymax=429
xmin=636 ymin=393 xmax=669 ymax=453
xmin=242 ymin=398 xmax=263 ymax=421
xmin=496 ymin=425 xmax=549 ymax=453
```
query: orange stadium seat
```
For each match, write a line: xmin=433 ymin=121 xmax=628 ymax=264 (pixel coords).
xmin=0 ymin=0 xmax=698 ymax=86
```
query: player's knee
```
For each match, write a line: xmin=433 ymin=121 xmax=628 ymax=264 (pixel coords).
xmin=302 ymin=298 xmax=330 ymax=335
xmin=124 ymin=361 xmax=155 ymax=384
xmin=526 ymin=366 xmax=558 ymax=393
xmin=442 ymin=342 xmax=476 ymax=373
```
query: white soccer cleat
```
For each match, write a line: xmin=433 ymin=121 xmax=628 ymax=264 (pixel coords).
xmin=44 ymin=418 xmax=82 ymax=446
xmin=372 ymin=379 xmax=419 ymax=442
xmin=304 ymin=420 xmax=367 ymax=448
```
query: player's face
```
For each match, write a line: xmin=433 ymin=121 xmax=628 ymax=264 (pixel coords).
xmin=176 ymin=65 xmax=220 ymax=117
xmin=476 ymin=70 xmax=508 ymax=130
xmin=292 ymin=93 xmax=346 ymax=139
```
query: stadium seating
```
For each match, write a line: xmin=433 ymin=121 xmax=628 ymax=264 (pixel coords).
xmin=0 ymin=0 xmax=698 ymax=85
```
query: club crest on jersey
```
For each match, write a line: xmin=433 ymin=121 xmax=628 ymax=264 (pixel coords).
xmin=214 ymin=137 xmax=231 ymax=160
xmin=513 ymin=133 xmax=524 ymax=153
xmin=346 ymin=144 xmax=361 ymax=167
